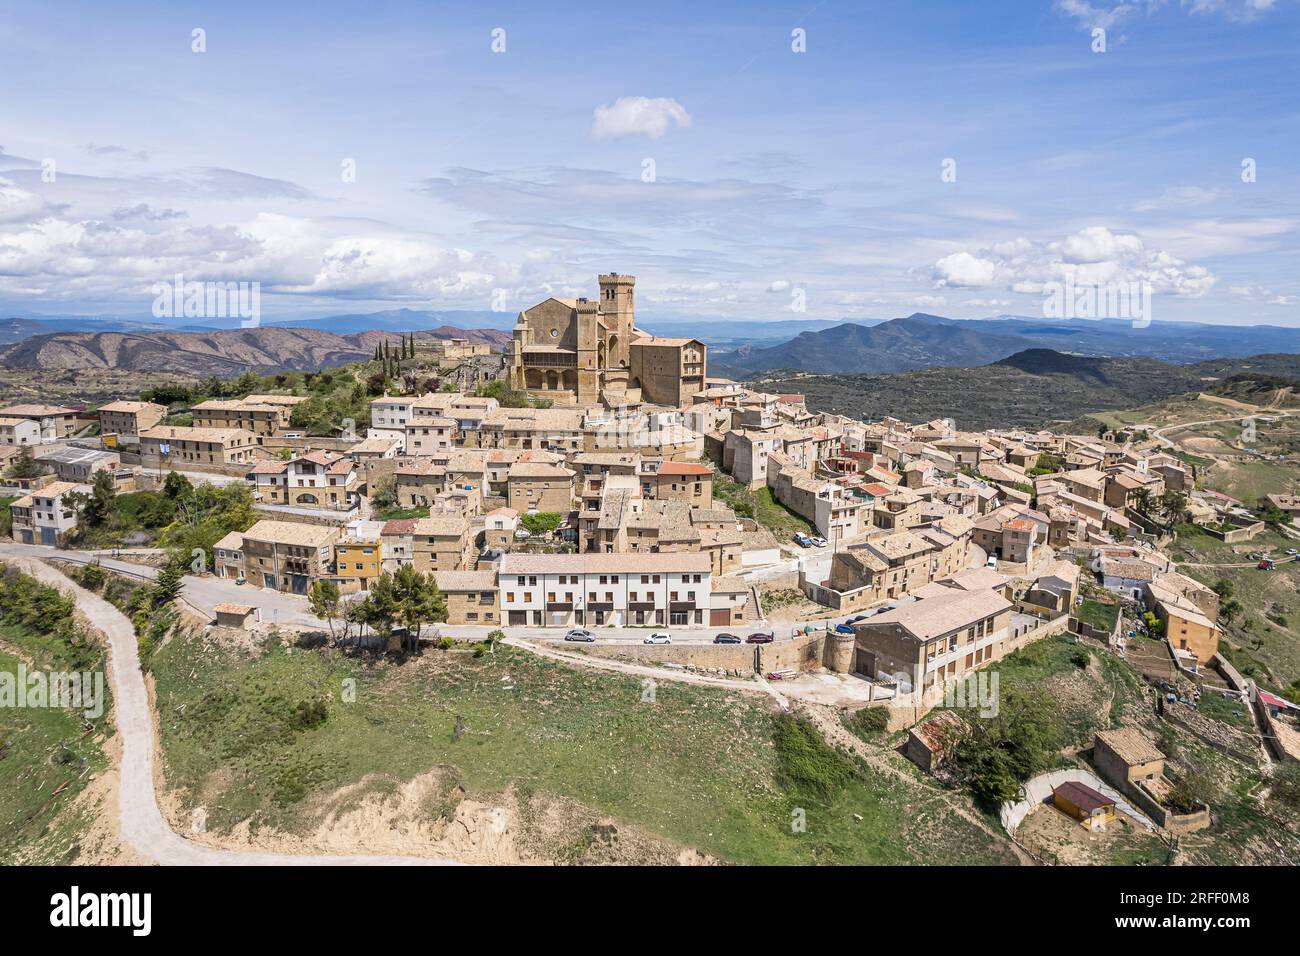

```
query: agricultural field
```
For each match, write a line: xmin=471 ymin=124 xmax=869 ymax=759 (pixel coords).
xmin=148 ymin=629 xmax=1017 ymax=866
xmin=1172 ymin=524 xmax=1300 ymax=694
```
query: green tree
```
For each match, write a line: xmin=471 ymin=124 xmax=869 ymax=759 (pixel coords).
xmin=10 ymin=447 xmax=44 ymax=480
xmin=391 ymin=564 xmax=447 ymax=653
xmin=953 ymin=687 xmax=1065 ymax=804
xmin=308 ymin=579 xmax=342 ymax=643
xmin=163 ymin=470 xmax=193 ymax=499
xmin=520 ymin=512 xmax=564 ymax=536
xmin=67 ymin=470 xmax=116 ymax=532
xmin=1159 ymin=490 xmax=1188 ymax=523
xmin=151 ymin=551 xmax=187 ymax=608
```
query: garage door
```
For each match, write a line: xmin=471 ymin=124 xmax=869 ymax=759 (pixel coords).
xmin=709 ymin=608 xmax=730 ymax=627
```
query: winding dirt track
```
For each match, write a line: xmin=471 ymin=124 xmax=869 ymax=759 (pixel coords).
xmin=17 ymin=557 xmax=458 ymax=866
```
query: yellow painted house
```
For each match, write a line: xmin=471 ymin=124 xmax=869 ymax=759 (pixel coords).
xmin=335 ymin=537 xmax=382 ymax=592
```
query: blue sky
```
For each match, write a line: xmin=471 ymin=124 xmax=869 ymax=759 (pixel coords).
xmin=0 ymin=0 xmax=1297 ymax=326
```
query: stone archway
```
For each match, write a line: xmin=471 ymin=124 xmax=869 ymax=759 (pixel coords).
xmin=546 ymin=369 xmax=559 ymax=390
xmin=525 ymin=368 xmax=543 ymax=390
xmin=563 ymin=368 xmax=577 ymax=392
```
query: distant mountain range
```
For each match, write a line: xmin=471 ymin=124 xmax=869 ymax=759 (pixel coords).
xmin=748 ymin=349 xmax=1300 ymax=431
xmin=0 ymin=325 xmax=511 ymax=376
xmin=711 ymin=313 xmax=1300 ymax=376
xmin=6 ymin=305 xmax=1300 ymax=381
xmin=0 ymin=309 xmax=517 ymax=345
xmin=715 ymin=315 xmax=1030 ymax=375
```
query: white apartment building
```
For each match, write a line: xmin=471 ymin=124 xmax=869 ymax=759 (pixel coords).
xmin=405 ymin=419 xmax=456 ymax=454
xmin=498 ymin=552 xmax=714 ymax=628
xmin=369 ymin=396 xmax=415 ymax=429
xmin=9 ymin=481 xmax=85 ymax=545
xmin=0 ymin=416 xmax=41 ymax=446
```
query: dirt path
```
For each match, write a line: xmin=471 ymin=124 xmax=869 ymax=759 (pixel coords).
xmin=798 ymin=705 xmax=1036 ymax=866
xmin=12 ymin=556 xmax=460 ymax=866
xmin=1152 ymin=407 xmax=1293 ymax=448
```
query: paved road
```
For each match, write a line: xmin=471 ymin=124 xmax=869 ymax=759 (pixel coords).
xmin=11 ymin=555 xmax=457 ymax=865
xmin=0 ymin=541 xmax=901 ymax=646
xmin=0 ymin=543 xmax=332 ymax=629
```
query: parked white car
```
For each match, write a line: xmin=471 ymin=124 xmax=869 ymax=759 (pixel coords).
xmin=643 ymin=632 xmax=672 ymax=645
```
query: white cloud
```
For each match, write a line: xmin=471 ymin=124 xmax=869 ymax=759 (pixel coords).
xmin=0 ymin=177 xmax=56 ymax=224
xmin=1056 ymin=0 xmax=1277 ymax=29
xmin=932 ymin=251 xmax=998 ymax=288
xmin=932 ymin=225 xmax=1216 ymax=298
xmin=591 ymin=97 xmax=691 ymax=140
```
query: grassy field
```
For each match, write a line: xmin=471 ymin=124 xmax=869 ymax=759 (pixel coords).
xmin=0 ymin=583 xmax=113 ymax=867
xmin=1199 ymin=456 xmax=1298 ymax=503
xmin=149 ymin=631 xmax=1013 ymax=865
xmin=1077 ymin=599 xmax=1120 ymax=633
xmin=1172 ymin=523 xmax=1300 ymax=692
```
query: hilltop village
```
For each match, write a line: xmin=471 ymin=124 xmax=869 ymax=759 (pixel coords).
xmin=4 ymin=273 xmax=1300 ymax=862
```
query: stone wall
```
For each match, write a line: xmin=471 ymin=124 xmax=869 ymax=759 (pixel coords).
xmin=1203 ymin=520 xmax=1264 ymax=543
xmin=547 ymin=638 xmax=755 ymax=676
xmin=543 ymin=631 xmax=827 ymax=676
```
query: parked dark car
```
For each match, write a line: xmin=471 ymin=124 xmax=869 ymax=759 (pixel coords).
xmin=713 ymin=633 xmax=741 ymax=644
xmin=834 ymin=623 xmax=856 ymax=635
xmin=745 ymin=632 xmax=774 ymax=644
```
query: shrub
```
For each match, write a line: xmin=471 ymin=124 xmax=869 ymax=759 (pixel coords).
xmin=772 ymin=713 xmax=856 ymax=801
xmin=288 ymin=699 xmax=328 ymax=730
xmin=846 ymin=707 xmax=889 ymax=738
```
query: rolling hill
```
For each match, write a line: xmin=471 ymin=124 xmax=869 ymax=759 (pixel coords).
xmin=713 ymin=315 xmax=1032 ymax=375
xmin=712 ymin=313 xmax=1300 ymax=377
xmin=0 ymin=325 xmax=511 ymax=376
xmin=748 ymin=349 xmax=1300 ymax=430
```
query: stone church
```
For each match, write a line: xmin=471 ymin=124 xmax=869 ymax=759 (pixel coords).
xmin=508 ymin=273 xmax=707 ymax=408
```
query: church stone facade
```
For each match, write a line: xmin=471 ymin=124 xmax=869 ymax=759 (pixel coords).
xmin=508 ymin=273 xmax=706 ymax=408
